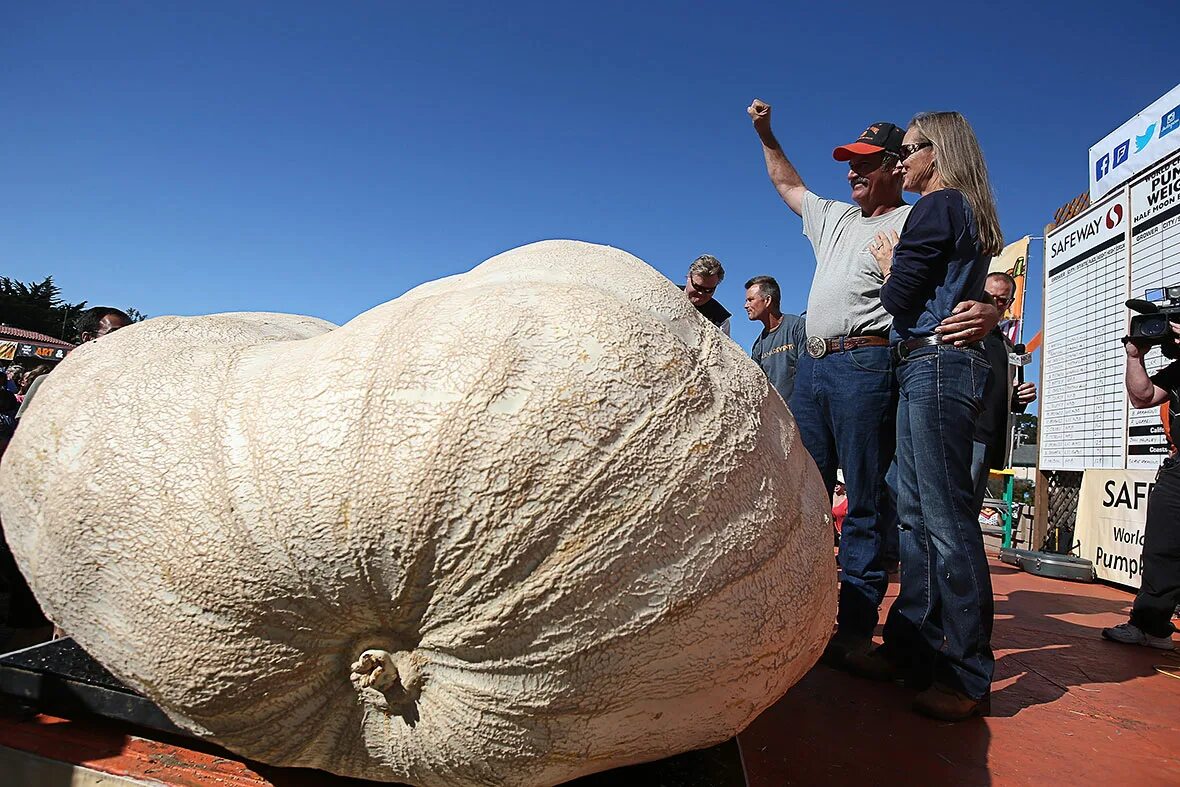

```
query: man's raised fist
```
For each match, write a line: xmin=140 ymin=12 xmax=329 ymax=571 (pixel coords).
xmin=748 ymin=99 xmax=771 ymax=132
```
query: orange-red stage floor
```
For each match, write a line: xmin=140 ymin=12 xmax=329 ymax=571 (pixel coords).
xmin=738 ymin=555 xmax=1180 ymax=785
xmin=0 ymin=556 xmax=1177 ymax=786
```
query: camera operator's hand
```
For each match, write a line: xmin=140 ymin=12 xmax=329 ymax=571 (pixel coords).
xmin=1123 ymin=324 xmax=1176 ymax=409
xmin=1122 ymin=336 xmax=1153 ymax=359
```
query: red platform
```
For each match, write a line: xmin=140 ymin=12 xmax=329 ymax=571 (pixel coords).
xmin=1 ymin=556 xmax=1177 ymax=785
xmin=738 ymin=556 xmax=1180 ymax=785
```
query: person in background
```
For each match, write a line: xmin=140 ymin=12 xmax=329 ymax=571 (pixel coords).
xmin=16 ymin=364 xmax=54 ymax=403
xmin=2 ymin=306 xmax=133 ymax=651
xmin=681 ymin=255 xmax=733 ymax=336
xmin=744 ymin=275 xmax=806 ymax=404
xmin=1102 ymin=319 xmax=1180 ymax=651
xmin=5 ymin=365 xmax=24 ymax=394
xmin=0 ymin=389 xmax=41 ymax=649
xmin=832 ymin=471 xmax=848 ymax=538
xmin=747 ymin=98 xmax=999 ymax=671
xmin=0 ymin=389 xmax=17 ymax=455
xmin=971 ymin=272 xmax=1037 ymax=509
xmin=16 ymin=307 xmax=132 ymax=420
xmin=869 ymin=111 xmax=1003 ymax=721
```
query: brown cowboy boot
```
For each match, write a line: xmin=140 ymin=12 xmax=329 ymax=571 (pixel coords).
xmin=912 ymin=683 xmax=990 ymax=721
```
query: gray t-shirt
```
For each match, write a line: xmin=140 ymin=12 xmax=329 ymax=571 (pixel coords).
xmin=751 ymin=313 xmax=808 ymax=405
xmin=801 ymin=190 xmax=911 ymax=338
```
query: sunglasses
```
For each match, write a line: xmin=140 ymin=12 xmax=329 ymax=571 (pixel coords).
xmin=899 ymin=141 xmax=933 ymax=162
xmin=848 ymin=157 xmax=886 ymax=176
xmin=688 ymin=279 xmax=717 ymax=295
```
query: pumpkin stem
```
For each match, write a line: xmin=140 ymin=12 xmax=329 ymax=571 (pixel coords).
xmin=350 ymin=649 xmax=422 ymax=700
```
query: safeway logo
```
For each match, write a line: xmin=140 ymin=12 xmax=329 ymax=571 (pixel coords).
xmin=1106 ymin=203 xmax=1124 ymax=229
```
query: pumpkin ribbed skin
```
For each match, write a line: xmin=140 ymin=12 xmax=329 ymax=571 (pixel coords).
xmin=0 ymin=240 xmax=835 ymax=786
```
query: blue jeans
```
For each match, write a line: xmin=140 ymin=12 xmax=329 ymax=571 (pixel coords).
xmin=790 ymin=346 xmax=896 ymax=640
xmin=970 ymin=440 xmax=991 ymax=514
xmin=883 ymin=344 xmax=993 ymax=699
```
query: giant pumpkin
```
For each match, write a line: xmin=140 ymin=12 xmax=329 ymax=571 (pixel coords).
xmin=0 ymin=240 xmax=835 ymax=786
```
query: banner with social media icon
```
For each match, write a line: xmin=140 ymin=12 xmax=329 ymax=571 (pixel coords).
xmin=1089 ymin=82 xmax=1180 ymax=201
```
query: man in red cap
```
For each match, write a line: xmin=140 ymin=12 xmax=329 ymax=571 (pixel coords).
xmin=747 ymin=99 xmax=996 ymax=671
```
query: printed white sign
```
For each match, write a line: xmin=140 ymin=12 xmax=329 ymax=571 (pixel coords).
xmin=1041 ymin=190 xmax=1129 ymax=470
xmin=1127 ymin=150 xmax=1180 ymax=468
xmin=1090 ymin=82 xmax=1180 ymax=201
xmin=1075 ymin=469 xmax=1154 ymax=588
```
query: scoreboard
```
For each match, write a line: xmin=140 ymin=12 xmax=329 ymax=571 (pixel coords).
xmin=1041 ymin=150 xmax=1180 ymax=471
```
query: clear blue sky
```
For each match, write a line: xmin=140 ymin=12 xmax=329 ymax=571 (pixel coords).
xmin=3 ymin=1 xmax=1178 ymax=379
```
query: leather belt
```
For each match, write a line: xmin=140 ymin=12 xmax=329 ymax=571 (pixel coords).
xmin=893 ymin=335 xmax=982 ymax=361
xmin=805 ymin=334 xmax=889 ymax=359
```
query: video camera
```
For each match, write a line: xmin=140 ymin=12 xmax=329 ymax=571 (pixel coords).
xmin=1126 ymin=284 xmax=1180 ymax=347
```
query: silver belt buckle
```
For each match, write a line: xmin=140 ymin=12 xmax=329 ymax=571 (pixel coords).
xmin=805 ymin=336 xmax=828 ymax=359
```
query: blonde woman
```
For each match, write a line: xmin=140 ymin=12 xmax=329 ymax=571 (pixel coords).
xmin=867 ymin=111 xmax=1003 ymax=721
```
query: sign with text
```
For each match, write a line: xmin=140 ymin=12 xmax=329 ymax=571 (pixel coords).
xmin=1075 ymin=468 xmax=1154 ymax=588
xmin=1127 ymin=149 xmax=1180 ymax=468
xmin=15 ymin=343 xmax=66 ymax=361
xmin=1090 ymin=82 xmax=1180 ymax=201
xmin=1041 ymin=190 xmax=1129 ymax=470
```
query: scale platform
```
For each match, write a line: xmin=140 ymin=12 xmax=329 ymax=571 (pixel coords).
xmin=0 ymin=638 xmax=746 ymax=786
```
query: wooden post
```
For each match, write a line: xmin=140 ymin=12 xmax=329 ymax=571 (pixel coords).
xmin=1032 ymin=224 xmax=1053 ymax=552
xmin=1032 ymin=467 xmax=1050 ymax=551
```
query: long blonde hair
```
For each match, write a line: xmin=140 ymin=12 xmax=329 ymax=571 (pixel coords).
xmin=911 ymin=112 xmax=1003 ymax=257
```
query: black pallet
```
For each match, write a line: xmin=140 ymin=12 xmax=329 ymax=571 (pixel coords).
xmin=0 ymin=638 xmax=746 ymax=786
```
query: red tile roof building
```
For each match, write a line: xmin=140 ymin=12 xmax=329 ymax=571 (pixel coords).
xmin=0 ymin=325 xmax=75 ymax=350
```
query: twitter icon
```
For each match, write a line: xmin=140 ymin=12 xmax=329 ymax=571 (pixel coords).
xmin=1135 ymin=123 xmax=1156 ymax=152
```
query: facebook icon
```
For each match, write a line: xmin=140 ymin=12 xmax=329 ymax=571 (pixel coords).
xmin=1095 ymin=152 xmax=1110 ymax=180
xmin=1113 ymin=139 xmax=1131 ymax=167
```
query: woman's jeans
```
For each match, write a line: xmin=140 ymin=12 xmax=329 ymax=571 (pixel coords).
xmin=883 ymin=344 xmax=993 ymax=699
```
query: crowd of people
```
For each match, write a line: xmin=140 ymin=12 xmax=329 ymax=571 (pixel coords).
xmin=679 ymin=101 xmax=1042 ymax=721
xmin=0 ymin=307 xmax=133 ymax=649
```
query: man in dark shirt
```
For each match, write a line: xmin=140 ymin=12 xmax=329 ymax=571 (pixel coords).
xmin=972 ymin=273 xmax=1037 ymax=506
xmin=1102 ymin=321 xmax=1180 ymax=650
xmin=744 ymin=276 xmax=806 ymax=404
xmin=680 ymin=255 xmax=733 ymax=336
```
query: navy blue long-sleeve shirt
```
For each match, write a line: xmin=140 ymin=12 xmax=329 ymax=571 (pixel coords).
xmin=880 ymin=189 xmax=989 ymax=341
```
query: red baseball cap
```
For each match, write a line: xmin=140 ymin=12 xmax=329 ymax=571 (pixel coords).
xmin=833 ymin=122 xmax=905 ymax=161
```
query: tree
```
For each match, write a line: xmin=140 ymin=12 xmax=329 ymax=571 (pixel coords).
xmin=1013 ymin=477 xmax=1035 ymax=505
xmin=1014 ymin=413 xmax=1037 ymax=444
xmin=0 ymin=276 xmax=88 ymax=340
xmin=0 ymin=276 xmax=146 ymax=342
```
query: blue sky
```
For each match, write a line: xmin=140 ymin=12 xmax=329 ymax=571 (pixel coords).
xmin=3 ymin=1 xmax=1179 ymax=387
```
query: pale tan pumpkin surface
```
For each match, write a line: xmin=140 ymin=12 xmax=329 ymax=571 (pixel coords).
xmin=0 ymin=240 xmax=836 ymax=787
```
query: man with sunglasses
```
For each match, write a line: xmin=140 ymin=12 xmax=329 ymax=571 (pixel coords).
xmin=747 ymin=99 xmax=997 ymax=670
xmin=680 ymin=254 xmax=733 ymax=336
xmin=971 ymin=273 xmax=1037 ymax=507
